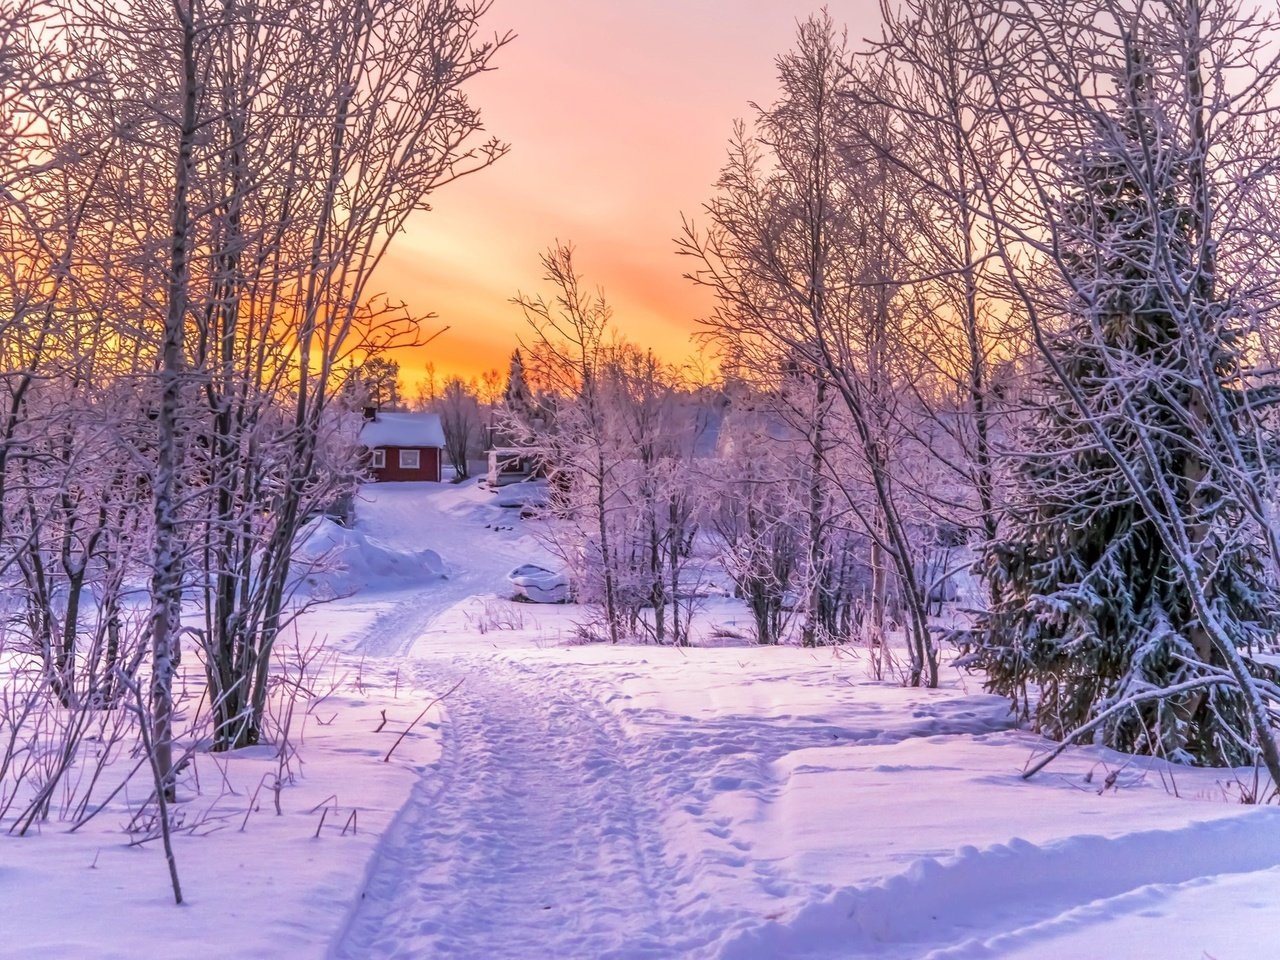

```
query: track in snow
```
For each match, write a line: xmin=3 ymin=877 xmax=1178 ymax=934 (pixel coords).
xmin=347 ymin=483 xmax=538 ymax=659
xmin=330 ymin=659 xmax=700 ymax=960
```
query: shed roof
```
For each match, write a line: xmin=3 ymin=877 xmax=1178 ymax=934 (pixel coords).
xmin=359 ymin=411 xmax=446 ymax=448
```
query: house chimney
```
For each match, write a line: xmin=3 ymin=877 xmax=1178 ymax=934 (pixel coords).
xmin=362 ymin=405 xmax=377 ymax=421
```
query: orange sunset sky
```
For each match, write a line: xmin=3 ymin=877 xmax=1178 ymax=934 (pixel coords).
xmin=377 ymin=0 xmax=878 ymax=387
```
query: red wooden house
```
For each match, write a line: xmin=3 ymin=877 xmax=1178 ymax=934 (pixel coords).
xmin=360 ymin=410 xmax=446 ymax=482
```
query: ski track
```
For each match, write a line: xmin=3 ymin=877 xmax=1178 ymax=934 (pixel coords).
xmin=329 ymin=645 xmax=1019 ymax=959
xmin=333 ymin=657 xmax=708 ymax=959
xmin=349 ymin=532 xmax=517 ymax=658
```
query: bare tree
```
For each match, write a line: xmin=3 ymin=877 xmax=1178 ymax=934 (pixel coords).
xmin=681 ymin=13 xmax=940 ymax=681
xmin=711 ymin=390 xmax=803 ymax=645
xmin=512 ymin=244 xmax=624 ymax=643
xmin=866 ymin=0 xmax=1022 ymax=560
xmin=437 ymin=376 xmax=481 ymax=479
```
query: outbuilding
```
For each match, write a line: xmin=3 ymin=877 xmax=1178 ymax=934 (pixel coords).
xmin=486 ymin=446 xmax=539 ymax=487
xmin=360 ymin=409 xmax=446 ymax=482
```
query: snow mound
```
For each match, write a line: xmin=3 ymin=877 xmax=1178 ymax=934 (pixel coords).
xmin=293 ymin=517 xmax=447 ymax=596
xmin=494 ymin=478 xmax=549 ymax=510
xmin=716 ymin=810 xmax=1280 ymax=959
xmin=507 ymin=563 xmax=568 ymax=603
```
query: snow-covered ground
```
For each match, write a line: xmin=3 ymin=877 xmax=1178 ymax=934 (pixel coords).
xmin=6 ymin=479 xmax=1280 ymax=958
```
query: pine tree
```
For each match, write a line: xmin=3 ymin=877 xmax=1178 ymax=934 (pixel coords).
xmin=978 ymin=45 xmax=1275 ymax=765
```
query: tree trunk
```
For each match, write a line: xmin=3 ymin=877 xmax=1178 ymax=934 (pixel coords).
xmin=147 ymin=0 xmax=200 ymax=798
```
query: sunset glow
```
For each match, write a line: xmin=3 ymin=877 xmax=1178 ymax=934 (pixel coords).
xmin=381 ymin=0 xmax=877 ymax=385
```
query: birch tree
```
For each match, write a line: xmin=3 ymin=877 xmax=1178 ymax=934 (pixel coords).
xmin=513 ymin=244 xmax=624 ymax=643
xmin=192 ymin=0 xmax=510 ymax=749
xmin=681 ymin=13 xmax=940 ymax=681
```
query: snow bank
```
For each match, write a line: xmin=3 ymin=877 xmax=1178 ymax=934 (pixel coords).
xmin=293 ymin=516 xmax=446 ymax=596
xmin=1 ymin=654 xmax=445 ymax=960
xmin=717 ymin=812 xmax=1280 ymax=959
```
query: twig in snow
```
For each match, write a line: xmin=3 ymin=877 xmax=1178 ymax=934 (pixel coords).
xmin=1023 ymin=676 xmax=1237 ymax=780
xmin=119 ymin=671 xmax=183 ymax=905
xmin=307 ymin=794 xmax=339 ymax=815
xmin=383 ymin=679 xmax=463 ymax=763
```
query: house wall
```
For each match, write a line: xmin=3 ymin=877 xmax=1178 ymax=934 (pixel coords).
xmin=370 ymin=446 xmax=442 ymax=483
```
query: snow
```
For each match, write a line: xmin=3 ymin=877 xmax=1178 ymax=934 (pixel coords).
xmin=507 ymin=562 xmax=569 ymax=602
xmin=5 ymin=478 xmax=1280 ymax=959
xmin=358 ymin=410 xmax=446 ymax=448
xmin=0 ymin=653 xmax=441 ymax=960
xmin=294 ymin=515 xmax=447 ymax=596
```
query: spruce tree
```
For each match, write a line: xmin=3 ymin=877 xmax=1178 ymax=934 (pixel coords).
xmin=978 ymin=47 xmax=1274 ymax=765
xmin=503 ymin=349 xmax=533 ymax=414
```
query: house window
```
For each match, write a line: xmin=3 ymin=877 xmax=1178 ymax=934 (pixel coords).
xmin=371 ymin=449 xmax=386 ymax=469
xmin=399 ymin=449 xmax=421 ymax=470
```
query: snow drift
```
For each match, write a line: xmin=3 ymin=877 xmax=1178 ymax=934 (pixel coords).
xmin=292 ymin=517 xmax=447 ymax=596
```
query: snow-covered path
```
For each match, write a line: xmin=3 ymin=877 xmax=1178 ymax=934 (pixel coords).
xmin=329 ymin=481 xmax=550 ymax=658
xmin=329 ymin=482 xmax=706 ymax=957
xmin=332 ymin=657 xmax=695 ymax=960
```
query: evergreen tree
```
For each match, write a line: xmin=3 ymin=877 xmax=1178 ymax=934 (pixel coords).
xmin=360 ymin=356 xmax=403 ymax=410
xmin=503 ymin=348 xmax=533 ymax=414
xmin=978 ymin=46 xmax=1275 ymax=765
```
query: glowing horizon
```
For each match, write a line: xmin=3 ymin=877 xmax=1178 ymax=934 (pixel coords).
xmin=375 ymin=0 xmax=878 ymax=389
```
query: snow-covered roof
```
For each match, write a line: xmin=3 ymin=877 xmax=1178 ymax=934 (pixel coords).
xmin=359 ymin=411 xmax=446 ymax=449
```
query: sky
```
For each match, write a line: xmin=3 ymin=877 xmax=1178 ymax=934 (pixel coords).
xmin=377 ymin=0 xmax=878 ymax=388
